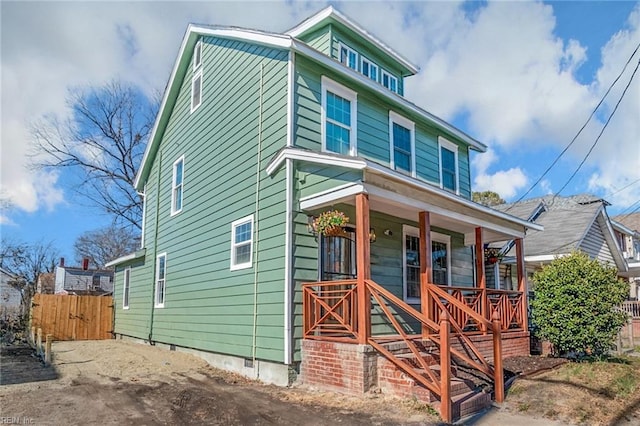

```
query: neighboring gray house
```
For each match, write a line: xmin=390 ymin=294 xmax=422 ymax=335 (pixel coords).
xmin=611 ymin=214 xmax=640 ymax=300
xmin=55 ymin=260 xmax=114 ymax=295
xmin=495 ymin=194 xmax=628 ymax=287
xmin=0 ymin=267 xmax=23 ymax=319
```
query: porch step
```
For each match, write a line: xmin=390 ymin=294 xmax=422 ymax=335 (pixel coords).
xmin=431 ymin=390 xmax=492 ymax=421
xmin=395 ymin=351 xmax=438 ymax=368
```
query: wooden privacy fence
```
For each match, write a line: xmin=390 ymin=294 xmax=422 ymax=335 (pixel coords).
xmin=31 ymin=294 xmax=113 ymax=340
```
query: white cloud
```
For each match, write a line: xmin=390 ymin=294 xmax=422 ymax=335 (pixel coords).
xmin=1 ymin=0 xmax=638 ymax=219
xmin=472 ymin=149 xmax=529 ymax=199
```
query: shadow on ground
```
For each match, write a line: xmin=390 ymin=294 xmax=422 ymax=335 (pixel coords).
xmin=0 ymin=345 xmax=58 ymax=385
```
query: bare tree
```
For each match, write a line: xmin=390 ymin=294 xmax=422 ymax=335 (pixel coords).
xmin=74 ymin=225 xmax=140 ymax=269
xmin=31 ymin=80 xmax=158 ymax=230
xmin=0 ymin=237 xmax=59 ymax=319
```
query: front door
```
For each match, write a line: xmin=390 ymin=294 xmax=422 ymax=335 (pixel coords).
xmin=403 ymin=225 xmax=451 ymax=302
xmin=319 ymin=227 xmax=356 ymax=281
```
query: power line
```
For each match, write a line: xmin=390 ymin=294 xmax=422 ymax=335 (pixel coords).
xmin=506 ymin=41 xmax=640 ymax=210
xmin=553 ymin=56 xmax=640 ymax=198
xmin=607 ymin=177 xmax=640 ymax=197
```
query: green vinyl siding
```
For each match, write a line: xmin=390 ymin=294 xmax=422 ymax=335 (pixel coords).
xmin=294 ymin=55 xmax=472 ymax=199
xmin=298 ymin=25 xmax=332 ymax=55
xmin=114 ymin=37 xmax=289 ymax=363
xmin=113 ymin=257 xmax=153 ymax=340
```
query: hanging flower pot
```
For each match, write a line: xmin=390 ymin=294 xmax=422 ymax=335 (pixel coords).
xmin=484 ymin=247 xmax=503 ymax=264
xmin=311 ymin=210 xmax=349 ymax=237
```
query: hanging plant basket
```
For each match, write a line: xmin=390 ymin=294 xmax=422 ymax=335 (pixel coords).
xmin=484 ymin=247 xmax=503 ymax=264
xmin=311 ymin=210 xmax=349 ymax=237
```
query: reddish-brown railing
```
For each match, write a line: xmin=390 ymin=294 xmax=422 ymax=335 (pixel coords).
xmin=302 ymin=280 xmax=358 ymax=343
xmin=487 ymin=289 xmax=525 ymax=330
xmin=302 ymin=279 xmax=506 ymax=422
xmin=427 ymin=286 xmax=526 ymax=333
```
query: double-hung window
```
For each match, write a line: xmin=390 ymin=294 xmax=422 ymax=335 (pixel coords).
xmin=171 ymin=156 xmax=184 ymax=215
xmin=361 ymin=56 xmax=378 ymax=82
xmin=231 ymin=215 xmax=253 ymax=270
xmin=389 ymin=112 xmax=415 ymax=176
xmin=381 ymin=69 xmax=398 ymax=93
xmin=321 ymin=77 xmax=357 ymax=156
xmin=339 ymin=44 xmax=358 ymax=71
xmin=122 ymin=267 xmax=130 ymax=309
xmin=155 ymin=254 xmax=166 ymax=308
xmin=438 ymin=137 xmax=459 ymax=193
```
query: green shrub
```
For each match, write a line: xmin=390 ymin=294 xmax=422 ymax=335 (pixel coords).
xmin=531 ymin=251 xmax=628 ymax=357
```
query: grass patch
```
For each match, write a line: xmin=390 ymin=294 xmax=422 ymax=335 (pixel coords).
xmin=505 ymin=355 xmax=640 ymax=425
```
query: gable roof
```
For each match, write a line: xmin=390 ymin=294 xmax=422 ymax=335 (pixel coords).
xmin=612 ymin=212 xmax=640 ymax=233
xmin=496 ymin=194 xmax=627 ymax=271
xmin=285 ymin=6 xmax=419 ymax=75
xmin=134 ymin=10 xmax=486 ymax=192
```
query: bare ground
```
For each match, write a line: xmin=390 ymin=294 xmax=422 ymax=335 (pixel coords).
xmin=0 ymin=340 xmax=441 ymax=425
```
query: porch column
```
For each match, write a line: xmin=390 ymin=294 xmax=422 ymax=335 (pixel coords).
xmin=515 ymin=238 xmax=528 ymax=331
xmin=419 ymin=211 xmax=432 ymax=338
xmin=356 ymin=193 xmax=371 ymax=344
xmin=475 ymin=227 xmax=487 ymax=334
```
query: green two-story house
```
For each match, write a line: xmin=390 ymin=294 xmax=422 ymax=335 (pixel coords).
xmin=108 ymin=7 xmax=541 ymax=415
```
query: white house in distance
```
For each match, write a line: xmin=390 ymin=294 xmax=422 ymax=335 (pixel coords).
xmin=0 ymin=267 xmax=23 ymax=319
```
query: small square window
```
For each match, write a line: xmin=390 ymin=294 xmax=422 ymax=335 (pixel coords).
xmin=230 ymin=215 xmax=253 ymax=270
xmin=191 ymin=70 xmax=202 ymax=112
xmin=361 ymin=57 xmax=378 ymax=82
xmin=382 ymin=69 xmax=398 ymax=93
xmin=339 ymin=44 xmax=358 ymax=71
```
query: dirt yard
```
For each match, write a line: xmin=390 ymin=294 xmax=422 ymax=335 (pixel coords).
xmin=0 ymin=340 xmax=442 ymax=425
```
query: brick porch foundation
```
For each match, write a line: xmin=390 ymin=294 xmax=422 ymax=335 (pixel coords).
xmin=300 ymin=331 xmax=530 ymax=401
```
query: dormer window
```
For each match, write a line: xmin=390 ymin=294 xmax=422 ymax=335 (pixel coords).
xmin=340 ymin=44 xmax=358 ymax=71
xmin=361 ymin=56 xmax=378 ymax=82
xmin=382 ymin=70 xmax=398 ymax=94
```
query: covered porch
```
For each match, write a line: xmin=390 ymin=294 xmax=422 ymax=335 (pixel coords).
xmin=298 ymin=174 xmax=539 ymax=422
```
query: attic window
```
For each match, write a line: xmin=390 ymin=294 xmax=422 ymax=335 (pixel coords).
xmin=339 ymin=44 xmax=358 ymax=71
xmin=191 ymin=70 xmax=202 ymax=112
xmin=382 ymin=69 xmax=398 ymax=94
xmin=361 ymin=56 xmax=378 ymax=82
xmin=193 ymin=40 xmax=202 ymax=70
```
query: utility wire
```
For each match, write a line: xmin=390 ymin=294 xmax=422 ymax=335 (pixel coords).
xmin=553 ymin=56 xmax=640 ymax=199
xmin=606 ymin=177 xmax=640 ymax=197
xmin=506 ymin=41 xmax=640 ymax=210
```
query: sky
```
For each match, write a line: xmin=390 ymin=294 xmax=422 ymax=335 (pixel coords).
xmin=1 ymin=0 xmax=639 ymax=262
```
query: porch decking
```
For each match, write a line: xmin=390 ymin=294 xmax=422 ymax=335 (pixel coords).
xmin=300 ymin=193 xmax=530 ymax=423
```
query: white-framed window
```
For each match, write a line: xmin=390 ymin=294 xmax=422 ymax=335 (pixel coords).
xmin=339 ymin=43 xmax=358 ymax=71
xmin=381 ymin=69 xmax=399 ymax=94
xmin=389 ymin=111 xmax=415 ymax=176
xmin=191 ymin=69 xmax=203 ymax=112
xmin=438 ymin=136 xmax=459 ymax=194
xmin=155 ymin=253 xmax=167 ymax=308
xmin=193 ymin=40 xmax=202 ymax=70
xmin=321 ymin=76 xmax=358 ymax=156
xmin=402 ymin=225 xmax=451 ymax=303
xmin=361 ymin=56 xmax=378 ymax=82
xmin=230 ymin=215 xmax=254 ymax=270
xmin=122 ymin=267 xmax=131 ymax=310
xmin=171 ymin=156 xmax=184 ymax=215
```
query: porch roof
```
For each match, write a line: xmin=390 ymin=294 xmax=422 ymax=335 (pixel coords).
xmin=267 ymin=148 xmax=543 ymax=243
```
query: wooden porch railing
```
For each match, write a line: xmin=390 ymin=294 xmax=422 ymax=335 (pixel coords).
xmin=302 ymin=279 xmax=507 ymax=422
xmin=622 ymin=301 xmax=640 ymax=318
xmin=427 ymin=286 xmax=526 ymax=333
